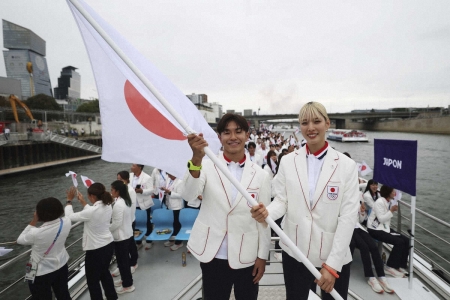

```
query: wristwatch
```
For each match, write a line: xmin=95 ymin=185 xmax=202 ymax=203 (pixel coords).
xmin=187 ymin=160 xmax=202 ymax=171
xmin=66 ymin=200 xmax=72 ymax=205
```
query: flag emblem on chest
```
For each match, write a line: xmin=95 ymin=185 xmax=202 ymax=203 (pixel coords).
xmin=327 ymin=186 xmax=339 ymax=200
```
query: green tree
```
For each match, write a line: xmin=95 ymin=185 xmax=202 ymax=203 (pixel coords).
xmin=24 ymin=94 xmax=62 ymax=111
xmin=76 ymin=99 xmax=100 ymax=113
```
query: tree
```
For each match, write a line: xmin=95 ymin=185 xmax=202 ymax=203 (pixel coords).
xmin=76 ymin=99 xmax=100 ymax=113
xmin=24 ymin=94 xmax=62 ymax=111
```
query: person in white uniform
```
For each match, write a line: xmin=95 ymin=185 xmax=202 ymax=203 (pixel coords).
xmin=251 ymin=102 xmax=359 ymax=300
xmin=182 ymin=113 xmax=271 ymax=300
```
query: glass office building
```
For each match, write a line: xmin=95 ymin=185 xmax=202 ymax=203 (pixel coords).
xmin=2 ymin=19 xmax=53 ymax=99
xmin=54 ymin=66 xmax=81 ymax=100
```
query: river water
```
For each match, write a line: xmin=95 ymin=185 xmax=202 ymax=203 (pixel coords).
xmin=0 ymin=130 xmax=449 ymax=295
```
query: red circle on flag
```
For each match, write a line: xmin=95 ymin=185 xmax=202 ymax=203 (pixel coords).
xmin=124 ymin=80 xmax=186 ymax=141
xmin=330 ymin=188 xmax=335 ymax=192
xmin=361 ymin=165 xmax=367 ymax=171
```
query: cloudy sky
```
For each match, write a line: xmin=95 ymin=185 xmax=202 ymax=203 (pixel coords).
xmin=1 ymin=0 xmax=449 ymax=114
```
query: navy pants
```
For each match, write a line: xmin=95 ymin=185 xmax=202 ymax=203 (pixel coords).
xmin=350 ymin=228 xmax=385 ymax=277
xmin=114 ymin=238 xmax=133 ymax=287
xmin=282 ymin=251 xmax=351 ymax=300
xmin=28 ymin=263 xmax=71 ymax=300
xmin=200 ymin=258 xmax=258 ymax=300
xmin=368 ymin=228 xmax=409 ymax=269
xmin=85 ymin=242 xmax=117 ymax=300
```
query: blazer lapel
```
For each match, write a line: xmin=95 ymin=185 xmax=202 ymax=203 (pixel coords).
xmin=213 ymin=155 xmax=233 ymax=207
xmin=311 ymin=149 xmax=339 ymax=210
xmin=294 ymin=148 xmax=310 ymax=210
xmin=231 ymin=162 xmax=256 ymax=211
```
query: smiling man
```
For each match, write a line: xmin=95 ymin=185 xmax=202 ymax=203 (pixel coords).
xmin=181 ymin=113 xmax=271 ymax=300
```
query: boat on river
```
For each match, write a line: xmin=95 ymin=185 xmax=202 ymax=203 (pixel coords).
xmin=328 ymin=130 xmax=369 ymax=143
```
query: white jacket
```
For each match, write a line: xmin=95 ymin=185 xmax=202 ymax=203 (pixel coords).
xmin=151 ymin=168 xmax=167 ymax=196
xmin=367 ymin=197 xmax=393 ymax=233
xmin=363 ymin=190 xmax=380 ymax=209
xmin=164 ymin=177 xmax=184 ymax=211
xmin=110 ymin=197 xmax=133 ymax=241
xmin=268 ymin=147 xmax=359 ymax=272
xmin=65 ymin=201 xmax=114 ymax=251
xmin=181 ymin=154 xmax=271 ymax=269
xmin=247 ymin=153 xmax=263 ymax=167
xmin=17 ymin=217 xmax=71 ymax=276
xmin=130 ymin=171 xmax=154 ymax=209
xmin=128 ymin=184 xmax=137 ymax=222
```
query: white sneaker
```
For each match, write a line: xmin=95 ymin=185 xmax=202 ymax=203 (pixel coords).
xmin=384 ymin=266 xmax=405 ymax=278
xmin=116 ymin=285 xmax=135 ymax=294
xmin=114 ymin=279 xmax=122 ymax=287
xmin=164 ymin=241 xmax=175 ymax=247
xmin=111 ymin=268 xmax=120 ymax=277
xmin=378 ymin=277 xmax=395 ymax=294
xmin=273 ymin=253 xmax=282 ymax=262
xmin=398 ymin=267 xmax=409 ymax=275
xmin=367 ymin=277 xmax=383 ymax=294
xmin=170 ymin=243 xmax=183 ymax=251
xmin=145 ymin=242 xmax=153 ymax=250
xmin=130 ymin=264 xmax=138 ymax=274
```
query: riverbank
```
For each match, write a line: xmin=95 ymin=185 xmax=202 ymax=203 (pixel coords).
xmin=349 ymin=115 xmax=450 ymax=135
xmin=0 ymin=154 xmax=101 ymax=177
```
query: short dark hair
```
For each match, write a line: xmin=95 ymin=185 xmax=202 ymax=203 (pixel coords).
xmin=282 ymin=149 xmax=288 ymax=154
xmin=36 ymin=197 xmax=64 ymax=222
xmin=117 ymin=171 xmax=130 ymax=183
xmin=216 ymin=113 xmax=249 ymax=134
xmin=137 ymin=164 xmax=144 ymax=170
xmin=379 ymin=185 xmax=394 ymax=199
xmin=248 ymin=142 xmax=256 ymax=149
xmin=343 ymin=152 xmax=351 ymax=158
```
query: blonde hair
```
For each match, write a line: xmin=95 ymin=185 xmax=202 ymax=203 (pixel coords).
xmin=298 ymin=102 xmax=329 ymax=123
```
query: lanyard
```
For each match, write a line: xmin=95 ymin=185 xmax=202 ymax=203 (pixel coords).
xmin=160 ymin=170 xmax=166 ymax=181
xmin=44 ymin=219 xmax=63 ymax=256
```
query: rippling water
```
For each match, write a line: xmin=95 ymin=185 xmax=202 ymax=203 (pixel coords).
xmin=0 ymin=131 xmax=449 ymax=295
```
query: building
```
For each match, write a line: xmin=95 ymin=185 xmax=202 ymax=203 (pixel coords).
xmin=226 ymin=109 xmax=235 ymax=114
xmin=2 ymin=20 xmax=52 ymax=99
xmin=210 ymin=102 xmax=223 ymax=120
xmin=0 ymin=76 xmax=22 ymax=99
xmin=186 ymin=93 xmax=208 ymax=104
xmin=54 ymin=66 xmax=81 ymax=100
xmin=244 ymin=109 xmax=253 ymax=116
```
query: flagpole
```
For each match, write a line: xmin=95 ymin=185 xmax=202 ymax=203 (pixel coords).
xmin=68 ymin=1 xmax=343 ymax=299
xmin=408 ymin=196 xmax=416 ymax=289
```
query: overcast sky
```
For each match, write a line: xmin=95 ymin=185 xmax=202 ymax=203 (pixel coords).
xmin=1 ymin=0 xmax=449 ymax=114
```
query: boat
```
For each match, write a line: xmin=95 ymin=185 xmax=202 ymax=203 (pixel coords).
xmin=327 ymin=130 xmax=369 ymax=143
xmin=1 ymin=193 xmax=449 ymax=300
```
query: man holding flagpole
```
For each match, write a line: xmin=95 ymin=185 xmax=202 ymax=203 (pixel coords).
xmin=181 ymin=113 xmax=271 ymax=300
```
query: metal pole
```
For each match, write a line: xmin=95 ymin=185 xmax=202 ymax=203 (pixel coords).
xmin=408 ymin=196 xmax=416 ymax=288
xmin=68 ymin=1 xmax=343 ymax=298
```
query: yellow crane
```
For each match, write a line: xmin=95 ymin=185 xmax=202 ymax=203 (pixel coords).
xmin=8 ymin=94 xmax=35 ymax=123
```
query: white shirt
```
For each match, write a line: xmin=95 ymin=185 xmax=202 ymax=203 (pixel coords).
xmin=65 ymin=201 xmax=114 ymax=251
xmin=306 ymin=143 xmax=329 ymax=208
xmin=110 ymin=197 xmax=133 ymax=241
xmin=17 ymin=217 xmax=71 ymax=276
xmin=215 ymin=159 xmax=245 ymax=260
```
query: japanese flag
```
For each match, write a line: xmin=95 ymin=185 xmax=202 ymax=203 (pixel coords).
xmin=65 ymin=171 xmax=78 ymax=187
xmin=81 ymin=175 xmax=95 ymax=188
xmin=359 ymin=161 xmax=373 ymax=176
xmin=67 ymin=0 xmax=221 ymax=178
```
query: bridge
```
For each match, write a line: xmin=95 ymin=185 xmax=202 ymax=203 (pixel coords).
xmin=244 ymin=111 xmax=420 ymax=129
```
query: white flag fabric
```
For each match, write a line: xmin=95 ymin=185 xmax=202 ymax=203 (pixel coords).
xmin=360 ymin=161 xmax=373 ymax=176
xmin=65 ymin=171 xmax=78 ymax=187
xmin=0 ymin=247 xmax=13 ymax=257
xmin=67 ymin=0 xmax=221 ymax=178
xmin=81 ymin=175 xmax=95 ymax=188
xmin=268 ymin=124 xmax=274 ymax=131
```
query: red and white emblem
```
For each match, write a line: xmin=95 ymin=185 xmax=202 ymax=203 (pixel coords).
xmin=247 ymin=192 xmax=258 ymax=207
xmin=327 ymin=186 xmax=339 ymax=200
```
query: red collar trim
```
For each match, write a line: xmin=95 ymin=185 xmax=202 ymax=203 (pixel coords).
xmin=306 ymin=141 xmax=329 ymax=157
xmin=223 ymin=154 xmax=246 ymax=167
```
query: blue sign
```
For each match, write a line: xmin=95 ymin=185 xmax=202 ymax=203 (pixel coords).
xmin=373 ymin=139 xmax=417 ymax=196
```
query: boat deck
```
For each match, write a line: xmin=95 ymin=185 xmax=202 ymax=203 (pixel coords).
xmin=74 ymin=240 xmax=444 ymax=300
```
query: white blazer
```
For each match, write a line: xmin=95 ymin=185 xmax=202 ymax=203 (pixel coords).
xmin=247 ymin=153 xmax=263 ymax=167
xmin=65 ymin=201 xmax=114 ymax=251
xmin=164 ymin=177 xmax=184 ymax=211
xmin=181 ymin=154 xmax=271 ymax=269
xmin=151 ymin=168 xmax=167 ymax=196
xmin=110 ymin=197 xmax=133 ymax=241
xmin=17 ymin=217 xmax=71 ymax=276
xmin=363 ymin=190 xmax=380 ymax=209
xmin=268 ymin=147 xmax=359 ymax=272
xmin=127 ymin=184 xmax=137 ymax=222
xmin=367 ymin=197 xmax=393 ymax=233
xmin=130 ymin=171 xmax=154 ymax=209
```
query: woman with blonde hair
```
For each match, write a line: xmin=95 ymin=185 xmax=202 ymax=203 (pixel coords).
xmin=252 ymin=102 xmax=359 ymax=299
